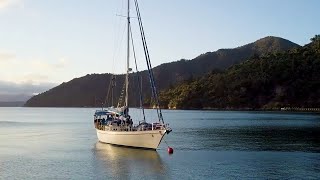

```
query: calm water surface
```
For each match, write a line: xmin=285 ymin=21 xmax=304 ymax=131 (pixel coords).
xmin=0 ymin=108 xmax=320 ymax=179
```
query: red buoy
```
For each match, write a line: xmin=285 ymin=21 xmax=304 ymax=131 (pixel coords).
xmin=167 ymin=147 xmax=174 ymax=154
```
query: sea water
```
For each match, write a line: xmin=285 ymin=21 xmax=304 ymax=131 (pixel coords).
xmin=0 ymin=108 xmax=319 ymax=179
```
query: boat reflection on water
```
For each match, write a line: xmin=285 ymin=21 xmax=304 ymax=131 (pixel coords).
xmin=92 ymin=142 xmax=168 ymax=179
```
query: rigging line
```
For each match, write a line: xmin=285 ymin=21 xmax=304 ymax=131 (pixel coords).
xmin=129 ymin=23 xmax=146 ymax=122
xmin=112 ymin=20 xmax=127 ymax=73
xmin=104 ymin=0 xmax=126 ymax=107
xmin=125 ymin=0 xmax=130 ymax=113
xmin=111 ymin=0 xmax=125 ymax=74
xmin=137 ymin=10 xmax=162 ymax=122
xmin=106 ymin=25 xmax=126 ymax=107
xmin=104 ymin=75 xmax=114 ymax=107
xmin=134 ymin=0 xmax=164 ymax=124
xmin=133 ymin=0 xmax=160 ymax=121
xmin=104 ymin=24 xmax=126 ymax=107
xmin=117 ymin=82 xmax=126 ymax=108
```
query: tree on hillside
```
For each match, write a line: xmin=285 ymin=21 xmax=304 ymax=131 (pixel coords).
xmin=310 ymin=35 xmax=320 ymax=42
xmin=310 ymin=35 xmax=320 ymax=51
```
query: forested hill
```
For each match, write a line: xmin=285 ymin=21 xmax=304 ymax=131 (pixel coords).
xmin=159 ymin=35 xmax=320 ymax=110
xmin=25 ymin=36 xmax=299 ymax=107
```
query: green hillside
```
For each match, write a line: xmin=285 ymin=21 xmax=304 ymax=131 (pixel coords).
xmin=159 ymin=35 xmax=320 ymax=109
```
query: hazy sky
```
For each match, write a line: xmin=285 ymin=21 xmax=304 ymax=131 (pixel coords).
xmin=0 ymin=0 xmax=319 ymax=100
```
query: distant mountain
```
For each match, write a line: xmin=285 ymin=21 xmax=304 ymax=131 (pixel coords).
xmin=0 ymin=101 xmax=25 ymax=107
xmin=0 ymin=93 xmax=32 ymax=102
xmin=159 ymin=35 xmax=320 ymax=109
xmin=25 ymin=36 xmax=300 ymax=107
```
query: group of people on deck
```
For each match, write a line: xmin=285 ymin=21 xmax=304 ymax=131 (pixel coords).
xmin=94 ymin=112 xmax=133 ymax=130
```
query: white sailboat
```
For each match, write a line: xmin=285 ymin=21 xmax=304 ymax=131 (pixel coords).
xmin=93 ymin=0 xmax=172 ymax=150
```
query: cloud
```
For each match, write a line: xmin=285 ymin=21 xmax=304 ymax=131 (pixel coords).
xmin=30 ymin=57 xmax=69 ymax=71
xmin=0 ymin=50 xmax=70 ymax=84
xmin=0 ymin=0 xmax=11 ymax=9
xmin=0 ymin=0 xmax=21 ymax=10
xmin=0 ymin=51 xmax=15 ymax=62
xmin=0 ymin=50 xmax=68 ymax=100
xmin=23 ymin=74 xmax=50 ymax=83
xmin=53 ymin=57 xmax=68 ymax=68
xmin=0 ymin=56 xmax=66 ymax=101
xmin=0 ymin=80 xmax=57 ymax=101
xmin=0 ymin=52 xmax=16 ymax=70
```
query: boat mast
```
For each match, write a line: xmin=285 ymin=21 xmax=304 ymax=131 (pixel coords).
xmin=125 ymin=0 xmax=130 ymax=111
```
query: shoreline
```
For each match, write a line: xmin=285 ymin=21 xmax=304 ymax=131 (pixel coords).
xmin=6 ymin=106 xmax=320 ymax=113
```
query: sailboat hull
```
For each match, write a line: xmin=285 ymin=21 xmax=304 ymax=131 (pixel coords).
xmin=96 ymin=129 xmax=167 ymax=150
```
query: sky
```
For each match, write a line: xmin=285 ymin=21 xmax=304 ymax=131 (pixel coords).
xmin=0 ymin=0 xmax=319 ymax=101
